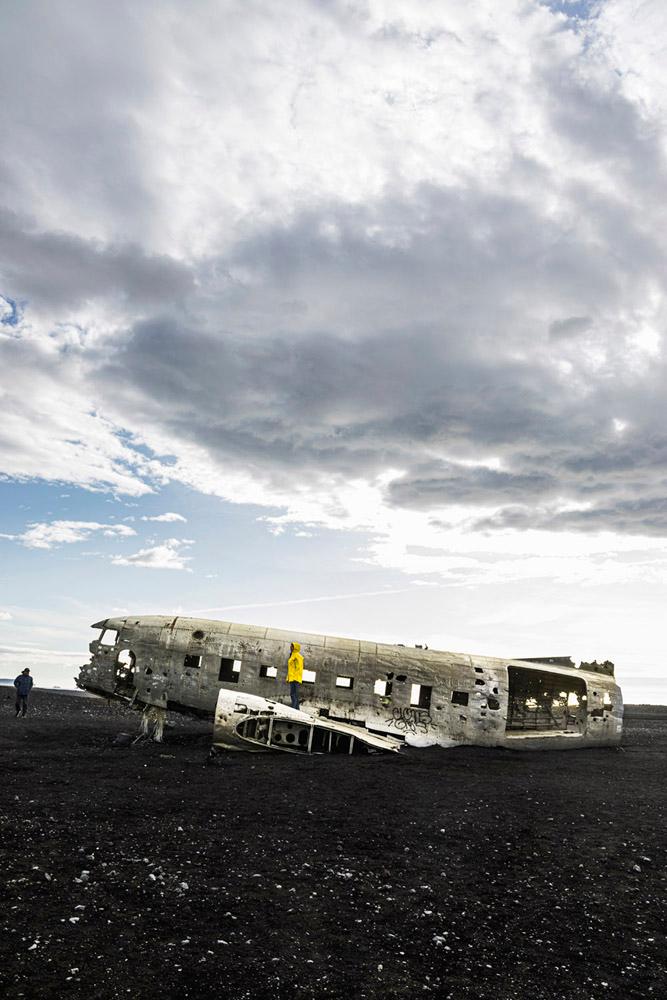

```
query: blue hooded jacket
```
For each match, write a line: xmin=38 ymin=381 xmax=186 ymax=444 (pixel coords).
xmin=14 ymin=674 xmax=33 ymax=697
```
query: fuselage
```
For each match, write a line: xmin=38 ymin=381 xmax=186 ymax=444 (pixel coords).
xmin=76 ymin=614 xmax=623 ymax=750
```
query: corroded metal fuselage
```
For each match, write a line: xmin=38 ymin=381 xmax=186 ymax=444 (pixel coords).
xmin=76 ymin=615 xmax=623 ymax=750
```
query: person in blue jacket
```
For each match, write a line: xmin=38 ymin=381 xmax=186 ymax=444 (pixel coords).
xmin=14 ymin=668 xmax=33 ymax=717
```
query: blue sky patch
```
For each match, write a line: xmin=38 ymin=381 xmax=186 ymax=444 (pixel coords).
xmin=541 ymin=0 xmax=600 ymax=20
xmin=0 ymin=295 xmax=20 ymax=326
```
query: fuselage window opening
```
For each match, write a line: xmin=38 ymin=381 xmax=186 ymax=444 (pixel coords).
xmin=410 ymin=684 xmax=432 ymax=710
xmin=260 ymin=664 xmax=277 ymax=678
xmin=451 ymin=690 xmax=469 ymax=706
xmin=219 ymin=657 xmax=242 ymax=683
xmin=335 ymin=675 xmax=354 ymax=689
xmin=100 ymin=630 xmax=118 ymax=647
xmin=184 ymin=654 xmax=201 ymax=669
xmin=374 ymin=679 xmax=393 ymax=697
xmin=330 ymin=732 xmax=352 ymax=753
xmin=302 ymin=669 xmax=317 ymax=684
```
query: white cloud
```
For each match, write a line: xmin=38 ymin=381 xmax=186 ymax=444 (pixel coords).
xmin=141 ymin=512 xmax=187 ymax=522
xmin=111 ymin=537 xmax=193 ymax=570
xmin=252 ymin=475 xmax=667 ymax=589
xmin=595 ymin=0 xmax=667 ymax=117
xmin=0 ymin=340 xmax=162 ymax=496
xmin=11 ymin=520 xmax=136 ymax=550
xmin=0 ymin=610 xmax=12 ymax=621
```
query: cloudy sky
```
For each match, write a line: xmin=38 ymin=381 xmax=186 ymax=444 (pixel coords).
xmin=1 ymin=0 xmax=666 ymax=702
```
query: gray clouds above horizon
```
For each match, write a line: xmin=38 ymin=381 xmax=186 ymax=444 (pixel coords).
xmin=2 ymin=0 xmax=667 ymax=542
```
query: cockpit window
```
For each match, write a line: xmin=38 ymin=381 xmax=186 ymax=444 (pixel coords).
xmin=100 ymin=629 xmax=118 ymax=646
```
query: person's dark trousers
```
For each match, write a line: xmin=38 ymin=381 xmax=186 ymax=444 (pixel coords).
xmin=15 ymin=695 xmax=28 ymax=717
xmin=290 ymin=681 xmax=301 ymax=710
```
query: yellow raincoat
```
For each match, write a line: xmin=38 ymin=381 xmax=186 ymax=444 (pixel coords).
xmin=287 ymin=642 xmax=304 ymax=683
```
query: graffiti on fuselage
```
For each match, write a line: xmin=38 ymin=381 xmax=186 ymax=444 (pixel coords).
xmin=385 ymin=706 xmax=433 ymax=735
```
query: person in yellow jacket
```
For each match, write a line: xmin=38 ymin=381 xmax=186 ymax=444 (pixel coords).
xmin=286 ymin=642 xmax=304 ymax=710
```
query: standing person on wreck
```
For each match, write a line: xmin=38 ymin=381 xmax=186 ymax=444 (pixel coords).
xmin=14 ymin=668 xmax=33 ymax=718
xmin=286 ymin=642 xmax=304 ymax=710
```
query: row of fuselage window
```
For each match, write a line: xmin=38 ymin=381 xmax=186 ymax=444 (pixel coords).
xmin=108 ymin=638 xmax=473 ymax=708
xmin=186 ymin=654 xmax=438 ymax=709
xmin=115 ymin=647 xmax=472 ymax=710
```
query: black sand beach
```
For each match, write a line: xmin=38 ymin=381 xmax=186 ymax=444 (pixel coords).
xmin=1 ymin=691 xmax=665 ymax=999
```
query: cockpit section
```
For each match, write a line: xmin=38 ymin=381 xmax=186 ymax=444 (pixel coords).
xmin=78 ymin=621 xmax=138 ymax=700
xmin=115 ymin=648 xmax=136 ymax=697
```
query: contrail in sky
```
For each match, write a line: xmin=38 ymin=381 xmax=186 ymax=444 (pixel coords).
xmin=191 ymin=587 xmax=419 ymax=616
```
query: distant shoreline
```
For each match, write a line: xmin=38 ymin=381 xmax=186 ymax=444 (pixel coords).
xmin=0 ymin=682 xmax=92 ymax=696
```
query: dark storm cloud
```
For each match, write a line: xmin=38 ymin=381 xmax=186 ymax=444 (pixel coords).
xmin=390 ymin=429 xmax=667 ymax=533
xmin=0 ymin=210 xmax=194 ymax=311
xmin=87 ymin=167 xmax=667 ymax=532
xmin=473 ymin=496 xmax=667 ymax=536
xmin=549 ymin=316 xmax=592 ymax=339
xmin=388 ymin=466 xmax=558 ymax=508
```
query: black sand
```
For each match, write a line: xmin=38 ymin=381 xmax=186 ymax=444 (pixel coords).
xmin=1 ymin=690 xmax=665 ymax=999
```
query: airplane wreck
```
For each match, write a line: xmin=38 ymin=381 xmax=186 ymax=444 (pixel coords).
xmin=76 ymin=615 xmax=623 ymax=751
xmin=76 ymin=615 xmax=623 ymax=750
